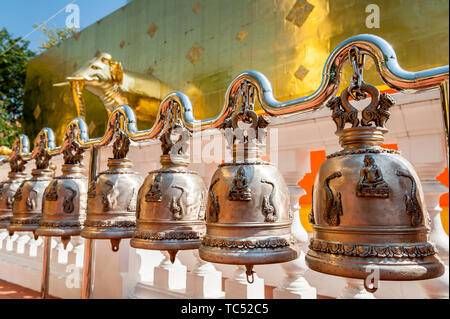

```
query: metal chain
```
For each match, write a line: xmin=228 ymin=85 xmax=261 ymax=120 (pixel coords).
xmin=347 ymin=46 xmax=367 ymax=101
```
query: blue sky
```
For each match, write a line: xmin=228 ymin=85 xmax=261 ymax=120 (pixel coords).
xmin=0 ymin=0 xmax=129 ymax=52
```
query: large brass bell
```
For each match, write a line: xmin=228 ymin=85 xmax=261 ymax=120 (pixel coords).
xmin=36 ymin=123 xmax=88 ymax=249
xmin=130 ymin=100 xmax=207 ymax=263
xmin=198 ymin=81 xmax=297 ymax=282
xmin=0 ymin=137 xmax=28 ymax=229
xmin=81 ymin=114 xmax=143 ymax=252
xmin=305 ymin=81 xmax=445 ymax=289
xmin=8 ymin=131 xmax=55 ymax=239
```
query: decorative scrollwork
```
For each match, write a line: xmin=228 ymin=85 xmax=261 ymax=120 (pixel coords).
xmin=38 ymin=220 xmax=81 ymax=228
xmin=9 ymin=218 xmax=40 ymax=225
xmin=87 ymin=179 xmax=97 ymax=198
xmin=327 ymin=83 xmax=395 ymax=131
xmin=112 ymin=131 xmax=130 ymax=159
xmin=396 ymin=169 xmax=423 ymax=227
xmin=9 ymin=137 xmax=28 ymax=173
xmin=62 ymin=124 xmax=84 ymax=165
xmin=127 ymin=187 xmax=137 ymax=212
xmin=308 ymin=185 xmax=315 ymax=225
xmin=221 ymin=80 xmax=270 ymax=147
xmin=309 ymin=238 xmax=436 ymax=258
xmin=101 ymin=180 xmax=116 ymax=212
xmin=26 ymin=189 xmax=37 ymax=211
xmin=160 ymin=99 xmax=191 ymax=156
xmin=83 ymin=220 xmax=136 ymax=228
xmin=361 ymin=92 xmax=395 ymax=128
xmin=327 ymin=147 xmax=399 ymax=159
xmin=208 ymin=178 xmax=220 ymax=222
xmin=169 ymin=185 xmax=186 ymax=220
xmin=14 ymin=182 xmax=24 ymax=201
xmin=33 ymin=131 xmax=53 ymax=170
xmin=45 ymin=180 xmax=59 ymax=201
xmin=326 ymin=96 xmax=359 ymax=130
xmin=62 ymin=186 xmax=77 ymax=214
xmin=133 ymin=230 xmax=202 ymax=240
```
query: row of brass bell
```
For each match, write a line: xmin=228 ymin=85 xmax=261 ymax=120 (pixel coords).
xmin=0 ymin=78 xmax=445 ymax=289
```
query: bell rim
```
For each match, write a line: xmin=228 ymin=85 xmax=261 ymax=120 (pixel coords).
xmin=305 ymin=249 xmax=445 ymax=281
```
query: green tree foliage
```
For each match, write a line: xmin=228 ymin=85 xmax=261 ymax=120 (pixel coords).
xmin=35 ymin=24 xmax=77 ymax=52
xmin=0 ymin=28 xmax=35 ymax=148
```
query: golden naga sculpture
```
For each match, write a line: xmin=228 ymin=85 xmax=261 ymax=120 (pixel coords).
xmin=54 ymin=52 xmax=173 ymax=125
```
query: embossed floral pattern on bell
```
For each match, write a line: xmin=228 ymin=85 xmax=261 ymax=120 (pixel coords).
xmin=131 ymin=99 xmax=207 ymax=262
xmin=306 ymin=80 xmax=445 ymax=282
xmin=199 ymin=80 xmax=297 ymax=278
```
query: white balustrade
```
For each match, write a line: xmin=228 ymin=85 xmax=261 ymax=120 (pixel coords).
xmin=0 ymin=89 xmax=448 ymax=299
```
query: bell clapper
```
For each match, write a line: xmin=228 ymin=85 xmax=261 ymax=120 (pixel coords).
xmin=245 ymin=265 xmax=255 ymax=284
xmin=111 ymin=239 xmax=121 ymax=252
xmin=61 ymin=236 xmax=71 ymax=250
xmin=8 ymin=231 xmax=13 ymax=237
xmin=168 ymin=249 xmax=179 ymax=264
xmin=33 ymin=231 xmax=39 ymax=241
